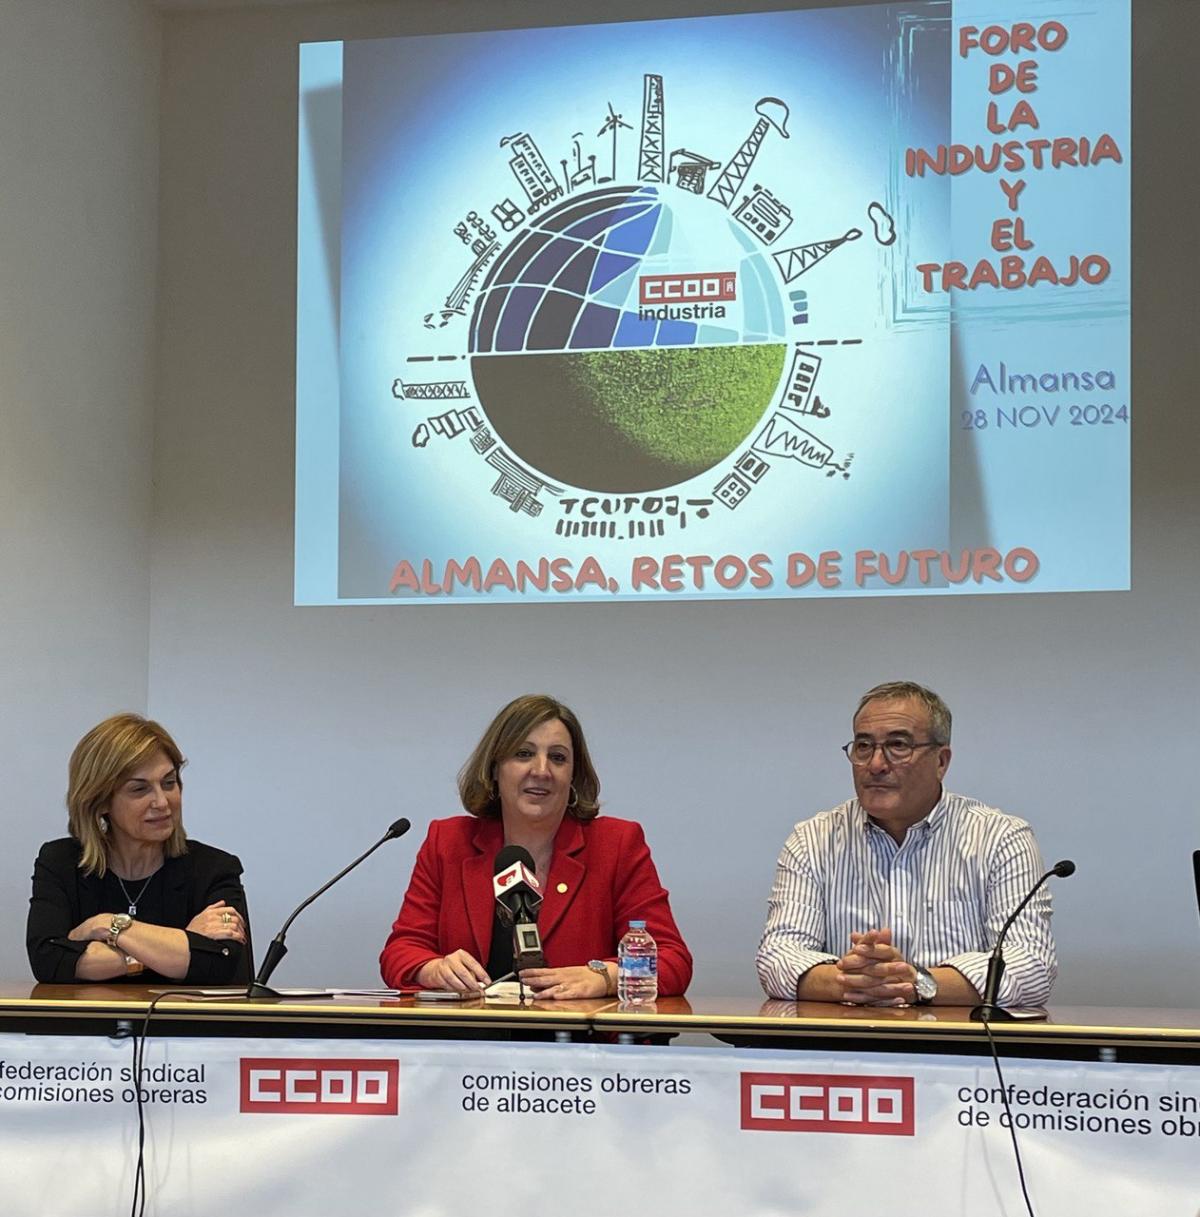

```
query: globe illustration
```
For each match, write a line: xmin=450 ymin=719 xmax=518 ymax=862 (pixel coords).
xmin=469 ymin=184 xmax=787 ymax=493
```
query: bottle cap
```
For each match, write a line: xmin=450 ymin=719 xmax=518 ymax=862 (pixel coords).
xmin=629 ymin=920 xmax=647 ymax=929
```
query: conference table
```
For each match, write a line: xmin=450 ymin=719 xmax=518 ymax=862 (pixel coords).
xmin=3 ymin=982 xmax=1200 ymax=1050
xmin=2 ymin=984 xmax=1197 ymax=1215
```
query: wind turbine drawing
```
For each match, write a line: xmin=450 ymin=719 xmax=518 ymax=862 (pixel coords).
xmin=597 ymin=102 xmax=633 ymax=183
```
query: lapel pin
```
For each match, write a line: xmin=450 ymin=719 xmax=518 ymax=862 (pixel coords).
xmin=556 ymin=882 xmax=568 ymax=894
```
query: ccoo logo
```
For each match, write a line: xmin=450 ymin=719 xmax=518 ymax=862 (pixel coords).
xmin=240 ymin=1058 xmax=400 ymax=1115
xmin=740 ymin=1072 xmax=914 ymax=1135
xmin=638 ymin=270 xmax=737 ymax=305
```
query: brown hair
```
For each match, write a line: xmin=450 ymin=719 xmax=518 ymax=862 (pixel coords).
xmin=66 ymin=713 xmax=189 ymax=876
xmin=458 ymin=694 xmax=601 ymax=821
xmin=854 ymin=681 xmax=952 ymax=744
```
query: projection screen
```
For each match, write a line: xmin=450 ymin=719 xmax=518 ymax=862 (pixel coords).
xmin=295 ymin=0 xmax=1129 ymax=604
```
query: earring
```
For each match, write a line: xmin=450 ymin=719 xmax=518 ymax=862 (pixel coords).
xmin=99 ymin=815 xmax=109 ymax=835
xmin=567 ymin=785 xmax=579 ymax=809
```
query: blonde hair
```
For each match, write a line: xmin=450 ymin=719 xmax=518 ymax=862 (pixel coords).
xmin=458 ymin=694 xmax=600 ymax=821
xmin=66 ymin=713 xmax=189 ymax=876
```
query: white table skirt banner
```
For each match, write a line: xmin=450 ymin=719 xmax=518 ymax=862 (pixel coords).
xmin=1 ymin=1031 xmax=1198 ymax=1216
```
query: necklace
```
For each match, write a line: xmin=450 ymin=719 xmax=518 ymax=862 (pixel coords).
xmin=115 ymin=870 xmax=158 ymax=917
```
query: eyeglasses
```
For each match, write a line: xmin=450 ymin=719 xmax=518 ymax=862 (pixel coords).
xmin=842 ymin=738 xmax=941 ymax=766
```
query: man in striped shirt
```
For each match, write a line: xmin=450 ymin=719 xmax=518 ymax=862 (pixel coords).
xmin=756 ymin=681 xmax=1056 ymax=1007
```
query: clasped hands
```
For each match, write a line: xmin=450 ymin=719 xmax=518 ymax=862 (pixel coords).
xmin=416 ymin=950 xmax=612 ymax=1000
xmin=832 ymin=928 xmax=919 ymax=1007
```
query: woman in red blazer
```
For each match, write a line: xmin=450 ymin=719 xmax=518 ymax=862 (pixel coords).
xmin=380 ymin=695 xmax=692 ymax=998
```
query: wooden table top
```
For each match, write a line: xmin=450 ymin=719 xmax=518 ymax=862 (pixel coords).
xmin=3 ymin=984 xmax=1198 ymax=1048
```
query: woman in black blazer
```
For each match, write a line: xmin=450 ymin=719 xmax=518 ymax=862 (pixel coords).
xmin=27 ymin=713 xmax=251 ymax=985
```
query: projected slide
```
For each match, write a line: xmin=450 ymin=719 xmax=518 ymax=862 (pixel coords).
xmin=295 ymin=0 xmax=1130 ymax=604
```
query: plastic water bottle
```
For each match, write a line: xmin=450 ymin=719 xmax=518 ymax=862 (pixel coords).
xmin=617 ymin=920 xmax=658 ymax=1003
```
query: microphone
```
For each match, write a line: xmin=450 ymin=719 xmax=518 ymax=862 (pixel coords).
xmin=493 ymin=845 xmax=542 ymax=924
xmin=971 ymin=859 xmax=1074 ymax=1022
xmin=247 ymin=817 xmax=411 ymax=999
xmin=493 ymin=845 xmax=546 ymax=971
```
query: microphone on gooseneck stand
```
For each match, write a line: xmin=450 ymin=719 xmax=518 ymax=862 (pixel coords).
xmin=971 ymin=859 xmax=1075 ymax=1022
xmin=247 ymin=817 xmax=412 ymax=999
xmin=493 ymin=846 xmax=547 ymax=999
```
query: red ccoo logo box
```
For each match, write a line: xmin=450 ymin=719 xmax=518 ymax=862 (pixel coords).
xmin=639 ymin=271 xmax=737 ymax=305
xmin=740 ymin=1072 xmax=915 ymax=1135
xmin=240 ymin=1058 xmax=399 ymax=1115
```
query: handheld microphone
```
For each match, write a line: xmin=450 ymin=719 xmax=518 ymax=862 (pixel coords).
xmin=248 ymin=817 xmax=411 ymax=999
xmin=493 ymin=845 xmax=546 ymax=971
xmin=493 ymin=846 xmax=542 ymax=924
xmin=971 ymin=858 xmax=1074 ymax=1022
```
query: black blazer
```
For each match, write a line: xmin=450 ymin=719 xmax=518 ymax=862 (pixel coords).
xmin=27 ymin=837 xmax=252 ymax=984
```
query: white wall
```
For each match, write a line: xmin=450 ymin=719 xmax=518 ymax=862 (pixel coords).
xmin=0 ymin=1 xmax=161 ymax=976
xmin=5 ymin=0 xmax=1197 ymax=1007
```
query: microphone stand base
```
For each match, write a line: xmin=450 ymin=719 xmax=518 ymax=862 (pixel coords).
xmin=246 ymin=982 xmax=284 ymax=1000
xmin=971 ymin=1004 xmax=1049 ymax=1022
xmin=245 ymin=982 xmax=331 ymax=1000
xmin=971 ymin=1004 xmax=1011 ymax=1022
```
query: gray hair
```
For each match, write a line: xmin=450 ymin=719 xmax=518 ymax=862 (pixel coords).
xmin=854 ymin=681 xmax=952 ymax=745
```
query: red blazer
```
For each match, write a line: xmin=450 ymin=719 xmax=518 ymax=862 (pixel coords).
xmin=379 ymin=814 xmax=692 ymax=995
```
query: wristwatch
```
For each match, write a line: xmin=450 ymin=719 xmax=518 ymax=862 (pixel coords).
xmin=912 ymin=965 xmax=938 ymax=1005
xmin=587 ymin=959 xmax=613 ymax=996
xmin=105 ymin=913 xmax=133 ymax=949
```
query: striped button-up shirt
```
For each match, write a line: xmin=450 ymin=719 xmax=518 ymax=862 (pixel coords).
xmin=756 ymin=791 xmax=1057 ymax=1006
